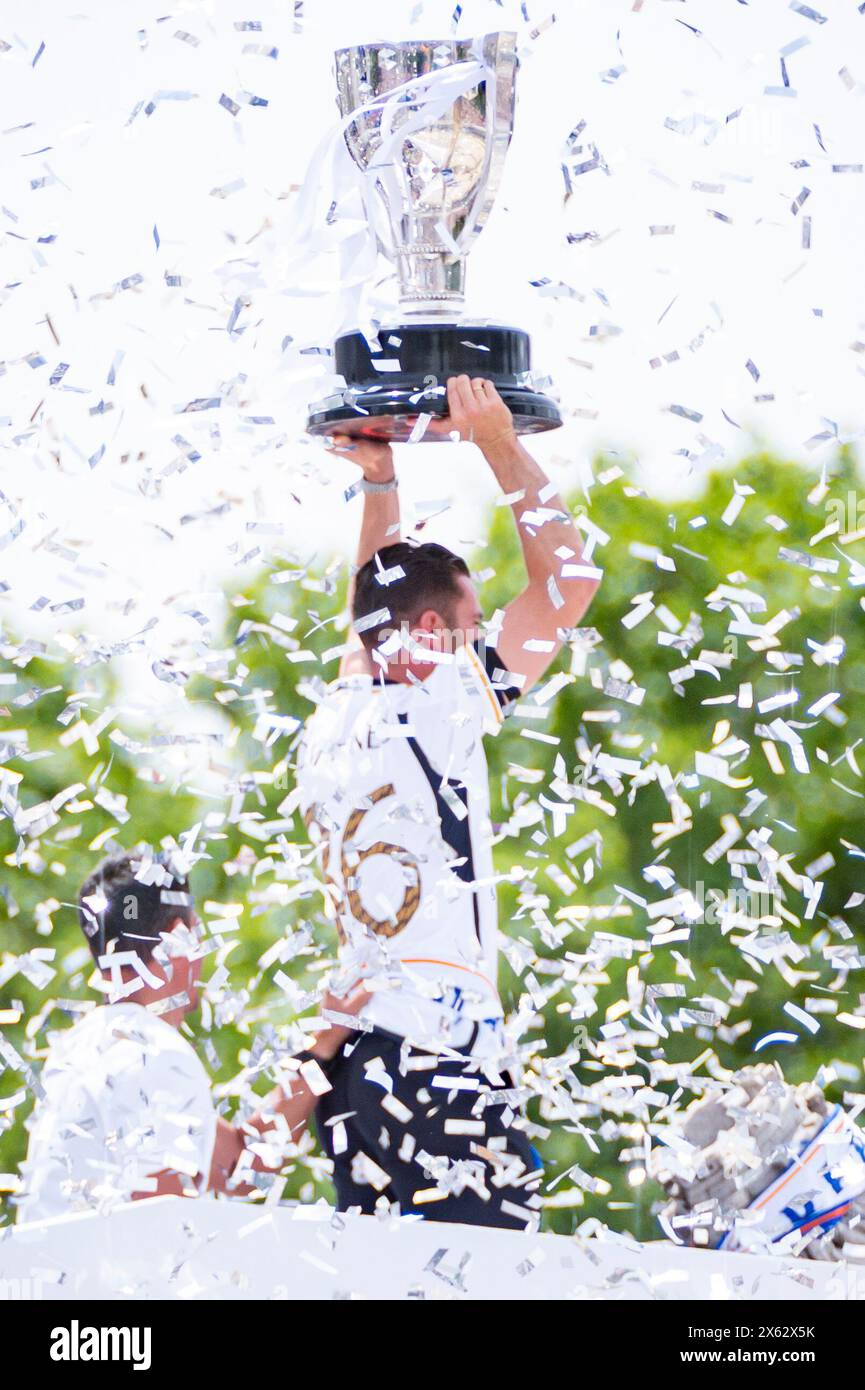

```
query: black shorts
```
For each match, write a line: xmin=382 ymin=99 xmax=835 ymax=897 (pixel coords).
xmin=315 ymin=1029 xmax=543 ymax=1231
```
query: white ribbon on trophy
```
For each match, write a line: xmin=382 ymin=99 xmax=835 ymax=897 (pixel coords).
xmin=288 ymin=43 xmax=494 ymax=335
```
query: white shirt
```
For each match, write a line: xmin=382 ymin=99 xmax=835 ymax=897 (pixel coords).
xmin=296 ymin=641 xmax=517 ymax=1053
xmin=17 ymin=1003 xmax=216 ymax=1224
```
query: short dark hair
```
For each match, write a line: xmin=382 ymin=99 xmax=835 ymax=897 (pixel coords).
xmin=78 ymin=851 xmax=195 ymax=965
xmin=352 ymin=542 xmax=470 ymax=651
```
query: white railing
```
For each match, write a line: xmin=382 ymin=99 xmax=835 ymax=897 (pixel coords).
xmin=1 ymin=1195 xmax=859 ymax=1300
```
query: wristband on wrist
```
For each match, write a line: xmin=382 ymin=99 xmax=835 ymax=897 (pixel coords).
xmin=358 ymin=475 xmax=398 ymax=494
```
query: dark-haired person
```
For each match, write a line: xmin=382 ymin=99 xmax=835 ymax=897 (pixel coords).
xmin=16 ymin=850 xmax=367 ymax=1223
xmin=296 ymin=377 xmax=600 ymax=1228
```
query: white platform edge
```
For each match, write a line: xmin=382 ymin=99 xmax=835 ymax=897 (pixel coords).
xmin=2 ymin=1195 xmax=861 ymax=1300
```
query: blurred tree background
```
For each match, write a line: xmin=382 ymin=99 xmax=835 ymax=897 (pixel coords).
xmin=2 ymin=449 xmax=864 ymax=1237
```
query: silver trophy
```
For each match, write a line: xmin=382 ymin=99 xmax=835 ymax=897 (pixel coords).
xmin=307 ymin=32 xmax=562 ymax=442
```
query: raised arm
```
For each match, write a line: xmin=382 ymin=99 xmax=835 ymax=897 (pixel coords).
xmin=446 ymin=376 xmax=600 ymax=691
xmin=329 ymin=435 xmax=401 ymax=677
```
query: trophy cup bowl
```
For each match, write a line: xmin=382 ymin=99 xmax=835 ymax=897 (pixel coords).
xmin=306 ymin=32 xmax=563 ymax=442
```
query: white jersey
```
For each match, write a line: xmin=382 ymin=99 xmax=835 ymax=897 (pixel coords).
xmin=17 ymin=1003 xmax=216 ymax=1224
xmin=296 ymin=641 xmax=518 ymax=1053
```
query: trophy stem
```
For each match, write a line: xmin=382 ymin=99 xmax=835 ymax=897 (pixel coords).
xmin=396 ymin=249 xmax=466 ymax=309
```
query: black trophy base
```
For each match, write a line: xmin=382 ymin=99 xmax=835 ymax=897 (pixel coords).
xmin=306 ymin=322 xmax=562 ymax=442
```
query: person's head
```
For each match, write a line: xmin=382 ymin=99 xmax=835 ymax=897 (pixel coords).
xmin=78 ymin=850 xmax=201 ymax=1020
xmin=352 ymin=542 xmax=482 ymax=680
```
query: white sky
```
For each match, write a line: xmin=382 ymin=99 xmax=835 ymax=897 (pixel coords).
xmin=0 ymin=0 xmax=863 ymax=689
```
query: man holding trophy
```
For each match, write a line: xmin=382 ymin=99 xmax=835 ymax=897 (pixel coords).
xmin=296 ymin=34 xmax=601 ymax=1226
xmin=297 ymin=376 xmax=598 ymax=1227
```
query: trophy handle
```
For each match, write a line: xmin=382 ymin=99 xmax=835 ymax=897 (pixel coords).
xmin=456 ymin=32 xmax=518 ymax=276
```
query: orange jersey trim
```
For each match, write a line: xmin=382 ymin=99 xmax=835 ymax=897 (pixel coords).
xmin=401 ymin=956 xmax=499 ymax=995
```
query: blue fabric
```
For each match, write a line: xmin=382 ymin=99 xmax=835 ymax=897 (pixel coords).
xmin=316 ymin=1028 xmax=542 ymax=1230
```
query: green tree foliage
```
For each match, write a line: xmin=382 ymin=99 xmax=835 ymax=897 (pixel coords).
xmin=2 ymin=450 xmax=863 ymax=1237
